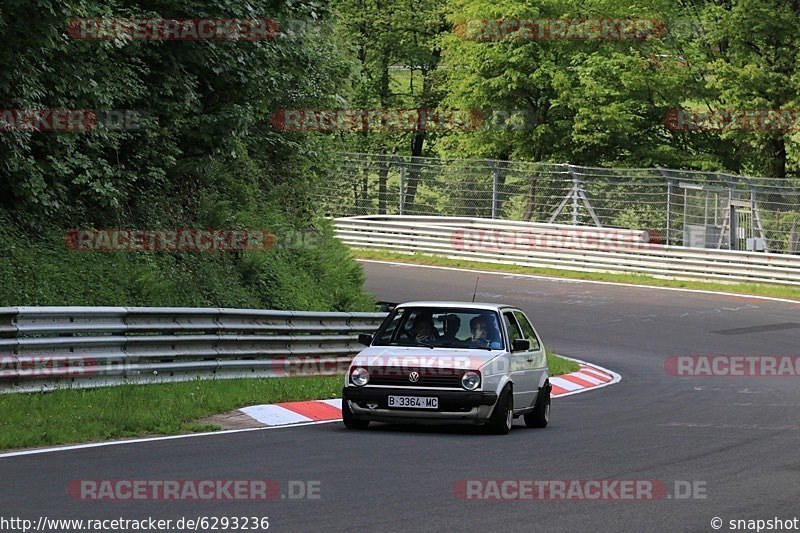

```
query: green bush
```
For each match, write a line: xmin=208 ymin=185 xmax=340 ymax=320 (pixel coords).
xmin=0 ymin=213 xmax=373 ymax=311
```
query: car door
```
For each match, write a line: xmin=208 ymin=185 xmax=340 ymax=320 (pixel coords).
xmin=513 ymin=310 xmax=547 ymax=404
xmin=502 ymin=311 xmax=537 ymax=410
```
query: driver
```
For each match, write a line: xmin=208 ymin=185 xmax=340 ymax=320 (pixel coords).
xmin=410 ymin=315 xmax=436 ymax=343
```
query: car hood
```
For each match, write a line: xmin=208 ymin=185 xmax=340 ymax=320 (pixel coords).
xmin=350 ymin=345 xmax=503 ymax=371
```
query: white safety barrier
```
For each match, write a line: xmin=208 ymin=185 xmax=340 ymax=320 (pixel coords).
xmin=334 ymin=215 xmax=800 ymax=286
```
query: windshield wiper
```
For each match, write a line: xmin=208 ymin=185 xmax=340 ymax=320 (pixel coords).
xmin=381 ymin=340 xmax=434 ymax=348
xmin=436 ymin=341 xmax=488 ymax=351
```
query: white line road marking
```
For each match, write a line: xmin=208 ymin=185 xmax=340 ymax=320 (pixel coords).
xmin=0 ymin=419 xmax=341 ymax=460
xmin=661 ymin=422 xmax=800 ymax=431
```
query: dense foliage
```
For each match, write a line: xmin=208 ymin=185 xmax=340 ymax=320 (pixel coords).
xmin=1 ymin=0 xmax=798 ymax=306
xmin=0 ymin=0 xmax=371 ymax=308
xmin=336 ymin=0 xmax=800 ymax=180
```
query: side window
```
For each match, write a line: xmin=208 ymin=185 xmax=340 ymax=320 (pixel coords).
xmin=376 ymin=308 xmax=407 ymax=344
xmin=513 ymin=311 xmax=542 ymax=351
xmin=503 ymin=312 xmax=524 ymax=346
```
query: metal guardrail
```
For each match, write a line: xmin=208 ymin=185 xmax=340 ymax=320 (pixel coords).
xmin=0 ymin=307 xmax=387 ymax=393
xmin=334 ymin=215 xmax=800 ymax=286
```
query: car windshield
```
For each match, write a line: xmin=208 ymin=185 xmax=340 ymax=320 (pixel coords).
xmin=373 ymin=307 xmax=504 ymax=350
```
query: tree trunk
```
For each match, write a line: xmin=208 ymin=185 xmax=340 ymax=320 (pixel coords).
xmin=403 ymin=133 xmax=425 ymax=213
xmin=361 ymin=168 xmax=369 ymax=215
xmin=491 ymin=155 xmax=510 ymax=218
xmin=766 ymin=135 xmax=788 ymax=212
xmin=377 ymin=158 xmax=389 ymax=214
xmin=401 ymin=38 xmax=443 ymax=212
xmin=522 ymin=174 xmax=539 ymax=221
xmin=375 ymin=47 xmax=391 ymax=215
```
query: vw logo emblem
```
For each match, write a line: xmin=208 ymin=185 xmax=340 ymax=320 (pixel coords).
xmin=408 ymin=371 xmax=420 ymax=382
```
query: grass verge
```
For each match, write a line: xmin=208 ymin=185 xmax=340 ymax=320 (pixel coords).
xmin=0 ymin=376 xmax=342 ymax=451
xmin=547 ymin=350 xmax=580 ymax=375
xmin=352 ymin=249 xmax=800 ymax=301
xmin=0 ymin=352 xmax=579 ymax=451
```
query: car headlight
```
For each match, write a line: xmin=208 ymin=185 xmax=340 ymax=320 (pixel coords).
xmin=461 ymin=371 xmax=480 ymax=390
xmin=350 ymin=367 xmax=369 ymax=386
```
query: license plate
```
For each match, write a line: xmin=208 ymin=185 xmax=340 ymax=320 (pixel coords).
xmin=387 ymin=395 xmax=438 ymax=409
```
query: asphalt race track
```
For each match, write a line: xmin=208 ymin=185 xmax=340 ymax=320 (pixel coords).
xmin=2 ymin=261 xmax=800 ymax=532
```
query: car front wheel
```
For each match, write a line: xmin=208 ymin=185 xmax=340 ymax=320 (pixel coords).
xmin=524 ymin=383 xmax=550 ymax=428
xmin=342 ymin=398 xmax=369 ymax=429
xmin=486 ymin=386 xmax=513 ymax=435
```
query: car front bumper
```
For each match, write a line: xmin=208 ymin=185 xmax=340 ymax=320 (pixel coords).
xmin=342 ymin=386 xmax=498 ymax=424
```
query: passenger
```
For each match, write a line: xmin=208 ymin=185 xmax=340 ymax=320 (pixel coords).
xmin=439 ymin=314 xmax=461 ymax=341
xmin=469 ymin=316 xmax=490 ymax=345
xmin=469 ymin=314 xmax=502 ymax=348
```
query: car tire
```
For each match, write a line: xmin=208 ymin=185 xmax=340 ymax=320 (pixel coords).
xmin=486 ymin=386 xmax=513 ymax=435
xmin=342 ymin=399 xmax=369 ymax=430
xmin=524 ymin=383 xmax=550 ymax=428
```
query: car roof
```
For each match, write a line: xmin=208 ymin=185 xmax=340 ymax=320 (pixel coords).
xmin=397 ymin=301 xmax=512 ymax=312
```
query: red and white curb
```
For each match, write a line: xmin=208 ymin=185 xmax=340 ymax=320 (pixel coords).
xmin=240 ymin=399 xmax=343 ymax=426
xmin=238 ymin=359 xmax=620 ymax=426
xmin=550 ymin=358 xmax=621 ymax=398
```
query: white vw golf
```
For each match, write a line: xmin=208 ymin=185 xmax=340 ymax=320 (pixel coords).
xmin=342 ymin=301 xmax=551 ymax=434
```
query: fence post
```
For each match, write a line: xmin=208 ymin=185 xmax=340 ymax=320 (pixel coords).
xmin=399 ymin=162 xmax=406 ymax=215
xmin=666 ymin=179 xmax=673 ymax=245
xmin=566 ymin=164 xmax=579 ymax=225
xmin=658 ymin=167 xmax=672 ymax=245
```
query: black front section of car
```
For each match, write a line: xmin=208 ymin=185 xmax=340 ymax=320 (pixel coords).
xmin=342 ymin=386 xmax=497 ymax=411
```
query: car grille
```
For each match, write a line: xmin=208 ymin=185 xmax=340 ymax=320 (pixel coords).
xmin=367 ymin=367 xmax=464 ymax=388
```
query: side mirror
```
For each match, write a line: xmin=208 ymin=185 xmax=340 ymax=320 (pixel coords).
xmin=358 ymin=333 xmax=373 ymax=346
xmin=512 ymin=338 xmax=530 ymax=352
